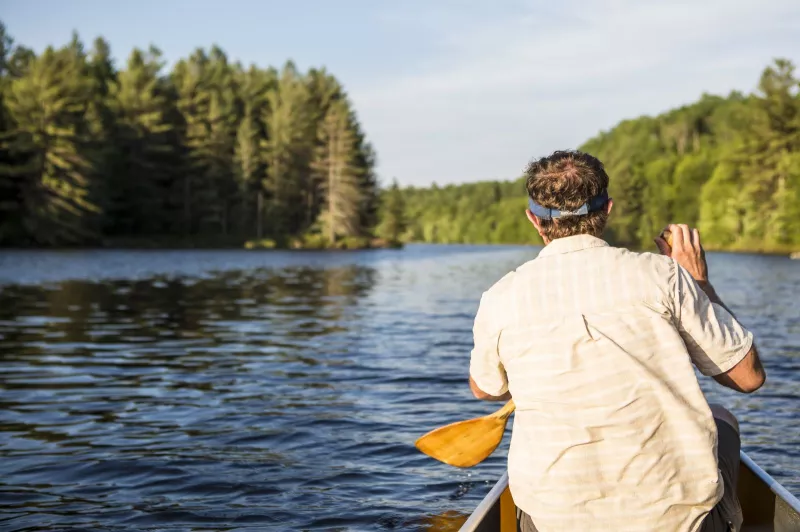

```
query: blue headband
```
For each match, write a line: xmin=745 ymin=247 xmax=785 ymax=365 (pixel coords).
xmin=528 ymin=189 xmax=609 ymax=220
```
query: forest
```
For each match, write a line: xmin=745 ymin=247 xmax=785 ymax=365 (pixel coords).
xmin=1 ymin=17 xmax=797 ymax=253
xmin=0 ymin=22 xmax=392 ymax=249
xmin=399 ymin=59 xmax=800 ymax=253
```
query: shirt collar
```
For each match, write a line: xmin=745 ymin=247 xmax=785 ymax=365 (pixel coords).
xmin=537 ymin=234 xmax=609 ymax=258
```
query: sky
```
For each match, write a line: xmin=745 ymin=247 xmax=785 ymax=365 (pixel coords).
xmin=3 ymin=0 xmax=799 ymax=187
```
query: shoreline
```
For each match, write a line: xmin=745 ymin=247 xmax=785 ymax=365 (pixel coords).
xmin=0 ymin=236 xmax=404 ymax=252
xmin=1 ymin=241 xmax=796 ymax=257
xmin=402 ymin=241 xmax=800 ymax=258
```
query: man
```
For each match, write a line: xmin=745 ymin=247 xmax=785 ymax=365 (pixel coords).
xmin=468 ymin=150 xmax=765 ymax=532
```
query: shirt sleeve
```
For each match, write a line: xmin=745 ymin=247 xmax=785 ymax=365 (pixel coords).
xmin=469 ymin=291 xmax=508 ymax=396
xmin=672 ymin=263 xmax=754 ymax=377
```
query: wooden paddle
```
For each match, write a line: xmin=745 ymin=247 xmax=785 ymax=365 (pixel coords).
xmin=415 ymin=399 xmax=516 ymax=468
xmin=661 ymin=228 xmax=674 ymax=248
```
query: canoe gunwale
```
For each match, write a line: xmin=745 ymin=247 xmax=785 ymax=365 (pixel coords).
xmin=739 ymin=451 xmax=800 ymax=514
xmin=458 ymin=451 xmax=799 ymax=531
xmin=459 ymin=471 xmax=509 ymax=532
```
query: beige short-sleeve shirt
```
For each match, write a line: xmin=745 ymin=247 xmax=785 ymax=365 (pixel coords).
xmin=469 ymin=235 xmax=753 ymax=532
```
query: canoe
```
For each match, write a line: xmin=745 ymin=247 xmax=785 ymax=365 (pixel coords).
xmin=460 ymin=451 xmax=800 ymax=532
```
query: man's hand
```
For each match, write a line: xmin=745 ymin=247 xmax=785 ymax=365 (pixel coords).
xmin=654 ymin=224 xmax=709 ymax=283
xmin=656 ymin=225 xmax=765 ymax=393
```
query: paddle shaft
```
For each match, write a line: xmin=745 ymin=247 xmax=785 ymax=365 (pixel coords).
xmin=493 ymin=399 xmax=516 ymax=420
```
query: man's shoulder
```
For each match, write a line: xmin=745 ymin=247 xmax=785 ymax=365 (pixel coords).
xmin=602 ymin=245 xmax=676 ymax=276
xmin=483 ymin=269 xmax=518 ymax=299
xmin=481 ymin=256 xmax=540 ymax=299
xmin=529 ymin=242 xmax=675 ymax=276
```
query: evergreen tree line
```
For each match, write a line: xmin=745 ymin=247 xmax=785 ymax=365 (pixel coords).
xmin=0 ymin=22 xmax=381 ymax=247
xmin=395 ymin=59 xmax=800 ymax=253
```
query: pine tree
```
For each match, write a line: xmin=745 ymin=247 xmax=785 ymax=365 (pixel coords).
xmin=378 ymin=178 xmax=406 ymax=243
xmin=0 ymin=22 xmax=12 ymax=78
xmin=0 ymin=23 xmax=383 ymax=247
xmin=204 ymin=46 xmax=239 ymax=235
xmin=306 ymin=68 xmax=344 ymax=227
xmin=312 ymin=100 xmax=362 ymax=242
xmin=0 ymin=21 xmax=20 ymax=242
xmin=86 ymin=36 xmax=116 ymax=231
xmin=234 ymin=65 xmax=273 ymax=238
xmin=106 ymin=47 xmax=175 ymax=236
xmin=172 ymin=48 xmax=240 ymax=237
xmin=262 ymin=62 xmax=312 ymax=235
xmin=235 ymin=101 xmax=260 ymax=235
xmin=2 ymin=45 xmax=101 ymax=244
xmin=88 ymin=37 xmax=115 ymax=97
xmin=173 ymin=50 xmax=209 ymax=235
xmin=705 ymin=59 xmax=800 ymax=248
xmin=751 ymin=60 xmax=800 ymax=246
xmin=0 ymin=23 xmax=36 ymax=244
xmin=349 ymin=117 xmax=379 ymax=232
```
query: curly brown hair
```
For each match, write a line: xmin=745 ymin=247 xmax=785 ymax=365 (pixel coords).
xmin=525 ymin=150 xmax=610 ymax=240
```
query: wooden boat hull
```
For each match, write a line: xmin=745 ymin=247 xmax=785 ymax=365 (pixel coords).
xmin=460 ymin=451 xmax=800 ymax=532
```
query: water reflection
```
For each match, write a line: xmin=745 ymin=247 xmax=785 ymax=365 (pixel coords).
xmin=416 ymin=510 xmax=469 ymax=531
xmin=0 ymin=264 xmax=406 ymax=531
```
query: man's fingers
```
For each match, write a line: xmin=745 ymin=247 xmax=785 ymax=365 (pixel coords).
xmin=692 ymin=228 xmax=701 ymax=249
xmin=679 ymin=224 xmax=692 ymax=248
xmin=668 ymin=224 xmax=684 ymax=249
xmin=668 ymin=224 xmax=702 ymax=251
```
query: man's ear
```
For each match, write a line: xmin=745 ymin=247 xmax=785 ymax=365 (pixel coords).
xmin=606 ymin=198 xmax=614 ymax=215
xmin=525 ymin=209 xmax=544 ymax=235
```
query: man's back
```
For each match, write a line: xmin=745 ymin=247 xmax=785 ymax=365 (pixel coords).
xmin=470 ymin=235 xmax=754 ymax=531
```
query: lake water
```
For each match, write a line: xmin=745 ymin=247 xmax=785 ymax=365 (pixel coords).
xmin=0 ymin=245 xmax=798 ymax=531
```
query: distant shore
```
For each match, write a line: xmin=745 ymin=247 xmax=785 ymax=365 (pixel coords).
xmin=80 ymin=235 xmax=405 ymax=251
xmin=244 ymin=236 xmax=403 ymax=251
xmin=2 ymin=239 xmax=797 ymax=257
xmin=398 ymin=240 xmax=800 ymax=257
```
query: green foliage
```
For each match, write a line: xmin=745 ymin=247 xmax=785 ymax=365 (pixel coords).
xmin=337 ymin=235 xmax=370 ymax=250
xmin=262 ymin=62 xmax=314 ymax=235
xmin=377 ymin=178 xmax=406 ymax=242
xmin=312 ymin=99 xmax=362 ymax=243
xmin=1 ymin=44 xmax=103 ymax=245
xmin=1 ymin=20 xmax=796 ymax=254
xmin=106 ymin=46 xmax=176 ymax=236
xmin=395 ymin=179 xmax=543 ymax=245
xmin=244 ymin=238 xmax=277 ymax=249
xmin=392 ymin=59 xmax=800 ymax=253
xmin=290 ymin=232 xmax=328 ymax=250
xmin=0 ymin=23 xmax=378 ymax=247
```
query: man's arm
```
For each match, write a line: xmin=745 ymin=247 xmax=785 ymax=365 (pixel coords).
xmin=697 ymin=280 xmax=765 ymax=394
xmin=710 ymin=342 xmax=765 ymax=394
xmin=655 ymin=224 xmax=766 ymax=394
xmin=696 ymin=279 xmax=736 ymax=319
xmin=469 ymin=288 xmax=512 ymax=401
xmin=469 ymin=376 xmax=512 ymax=401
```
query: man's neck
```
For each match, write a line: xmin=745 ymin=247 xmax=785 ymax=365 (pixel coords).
xmin=540 ymin=232 xmax=606 ymax=246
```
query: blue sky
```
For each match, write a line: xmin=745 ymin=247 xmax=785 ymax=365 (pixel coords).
xmin=3 ymin=0 xmax=799 ymax=187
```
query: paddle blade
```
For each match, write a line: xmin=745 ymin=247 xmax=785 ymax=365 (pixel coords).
xmin=414 ymin=415 xmax=508 ymax=468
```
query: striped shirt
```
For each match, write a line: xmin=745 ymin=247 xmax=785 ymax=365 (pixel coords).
xmin=469 ymin=235 xmax=753 ymax=532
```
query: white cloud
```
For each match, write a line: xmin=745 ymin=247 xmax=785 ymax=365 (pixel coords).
xmin=348 ymin=0 xmax=800 ymax=186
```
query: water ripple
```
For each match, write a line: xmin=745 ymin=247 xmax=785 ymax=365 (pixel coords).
xmin=0 ymin=246 xmax=797 ymax=531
